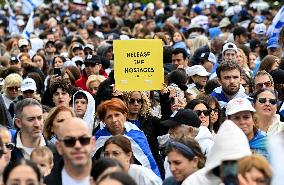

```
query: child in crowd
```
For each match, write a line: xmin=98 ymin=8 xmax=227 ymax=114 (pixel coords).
xmin=31 ymin=146 xmax=54 ymax=177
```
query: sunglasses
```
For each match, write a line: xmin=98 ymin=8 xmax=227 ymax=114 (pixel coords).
xmin=194 ymin=110 xmax=210 ymax=116
xmin=84 ymin=51 xmax=93 ymax=55
xmin=255 ymin=81 xmax=273 ymax=89
xmin=210 ymin=108 xmax=219 ymax=113
xmin=23 ymin=90 xmax=35 ymax=94
xmin=7 ymin=86 xmax=19 ymax=91
xmin=5 ymin=143 xmax=15 ymax=151
xmin=59 ymin=136 xmax=91 ymax=147
xmin=258 ymin=98 xmax=277 ymax=105
xmin=85 ymin=63 xmax=98 ymax=67
xmin=129 ymin=98 xmax=143 ymax=104
xmin=45 ymin=44 xmax=55 ymax=48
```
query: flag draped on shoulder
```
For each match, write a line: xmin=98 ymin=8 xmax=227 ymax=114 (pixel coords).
xmin=279 ymin=103 xmax=284 ymax=118
xmin=6 ymin=0 xmax=20 ymax=34
xmin=22 ymin=11 xmax=34 ymax=39
xmin=96 ymin=0 xmax=106 ymax=16
xmin=267 ymin=5 xmax=284 ymax=39
xmin=95 ymin=121 xmax=161 ymax=177
xmin=21 ymin=0 xmax=43 ymax=14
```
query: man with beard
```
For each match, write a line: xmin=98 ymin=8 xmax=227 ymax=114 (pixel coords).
xmin=45 ymin=117 xmax=95 ymax=185
xmin=211 ymin=62 xmax=249 ymax=109
xmin=11 ymin=98 xmax=56 ymax=161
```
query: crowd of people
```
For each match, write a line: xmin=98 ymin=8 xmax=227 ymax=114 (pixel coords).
xmin=0 ymin=0 xmax=284 ymax=185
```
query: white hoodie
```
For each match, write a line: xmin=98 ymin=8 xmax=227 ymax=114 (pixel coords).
xmin=73 ymin=90 xmax=96 ymax=130
xmin=195 ymin=126 xmax=214 ymax=155
xmin=182 ymin=120 xmax=252 ymax=185
xmin=164 ymin=126 xmax=214 ymax=178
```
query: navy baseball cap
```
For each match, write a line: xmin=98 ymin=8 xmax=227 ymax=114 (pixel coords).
xmin=161 ymin=109 xmax=201 ymax=128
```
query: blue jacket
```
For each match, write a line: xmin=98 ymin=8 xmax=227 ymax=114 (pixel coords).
xmin=211 ymin=86 xmax=251 ymax=108
xmin=249 ymin=130 xmax=269 ymax=159
xmin=95 ymin=121 xmax=161 ymax=177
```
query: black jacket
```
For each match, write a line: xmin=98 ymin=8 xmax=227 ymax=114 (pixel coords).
xmin=45 ymin=158 xmax=64 ymax=185
xmin=131 ymin=115 xmax=166 ymax=179
xmin=11 ymin=132 xmax=59 ymax=163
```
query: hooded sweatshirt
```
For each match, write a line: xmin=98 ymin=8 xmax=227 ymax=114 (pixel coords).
xmin=182 ymin=120 xmax=252 ymax=185
xmin=73 ymin=90 xmax=96 ymax=130
xmin=164 ymin=126 xmax=214 ymax=178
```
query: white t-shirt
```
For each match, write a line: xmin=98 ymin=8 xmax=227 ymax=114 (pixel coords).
xmin=62 ymin=168 xmax=90 ymax=185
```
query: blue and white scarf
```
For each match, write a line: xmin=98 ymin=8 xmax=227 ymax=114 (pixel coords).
xmin=95 ymin=121 xmax=161 ymax=177
xmin=211 ymin=85 xmax=251 ymax=109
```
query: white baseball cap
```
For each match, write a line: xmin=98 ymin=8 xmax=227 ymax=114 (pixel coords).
xmin=18 ymin=39 xmax=29 ymax=48
xmin=222 ymin=42 xmax=238 ymax=54
xmin=226 ymin=97 xmax=255 ymax=116
xmin=186 ymin=65 xmax=210 ymax=77
xmin=71 ymin=56 xmax=84 ymax=64
xmin=21 ymin=78 xmax=36 ymax=92
xmin=253 ymin=23 xmax=266 ymax=35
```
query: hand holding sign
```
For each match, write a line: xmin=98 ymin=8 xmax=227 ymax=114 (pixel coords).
xmin=114 ymin=39 xmax=164 ymax=91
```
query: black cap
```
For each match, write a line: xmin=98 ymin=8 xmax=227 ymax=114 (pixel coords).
xmin=84 ymin=55 xmax=101 ymax=65
xmin=161 ymin=109 xmax=201 ymax=128
xmin=45 ymin=40 xmax=55 ymax=47
xmin=10 ymin=56 xmax=20 ymax=64
xmin=233 ymin=26 xmax=248 ymax=37
xmin=250 ymin=39 xmax=261 ymax=51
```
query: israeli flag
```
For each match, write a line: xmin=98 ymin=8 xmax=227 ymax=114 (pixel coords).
xmin=21 ymin=0 xmax=43 ymax=14
xmin=279 ymin=103 xmax=284 ymax=118
xmin=267 ymin=5 xmax=284 ymax=39
xmin=95 ymin=121 xmax=161 ymax=177
xmin=6 ymin=0 xmax=20 ymax=34
xmin=96 ymin=0 xmax=106 ymax=16
xmin=22 ymin=11 xmax=34 ymax=39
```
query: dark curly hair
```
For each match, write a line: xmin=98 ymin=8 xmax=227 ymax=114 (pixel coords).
xmin=49 ymin=78 xmax=73 ymax=95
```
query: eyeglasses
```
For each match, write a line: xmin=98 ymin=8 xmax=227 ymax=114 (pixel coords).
xmin=255 ymin=81 xmax=273 ymax=89
xmin=7 ymin=86 xmax=20 ymax=91
xmin=59 ymin=136 xmax=92 ymax=147
xmin=129 ymin=98 xmax=143 ymax=104
xmin=194 ymin=110 xmax=210 ymax=116
xmin=103 ymin=151 xmax=123 ymax=158
xmin=210 ymin=108 xmax=219 ymax=113
xmin=258 ymin=98 xmax=277 ymax=105
xmin=4 ymin=143 xmax=15 ymax=151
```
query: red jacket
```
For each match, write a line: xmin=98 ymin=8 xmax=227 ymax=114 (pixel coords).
xmin=75 ymin=69 xmax=108 ymax=92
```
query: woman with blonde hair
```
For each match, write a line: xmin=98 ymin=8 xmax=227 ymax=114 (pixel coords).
xmin=86 ymin=75 xmax=106 ymax=96
xmin=238 ymin=155 xmax=272 ymax=185
xmin=44 ymin=105 xmax=76 ymax=143
xmin=1 ymin=73 xmax=22 ymax=109
xmin=236 ymin=48 xmax=251 ymax=77
xmin=189 ymin=35 xmax=209 ymax=55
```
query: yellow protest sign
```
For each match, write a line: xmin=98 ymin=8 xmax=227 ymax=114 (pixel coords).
xmin=114 ymin=39 xmax=164 ymax=91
